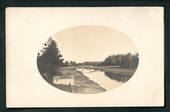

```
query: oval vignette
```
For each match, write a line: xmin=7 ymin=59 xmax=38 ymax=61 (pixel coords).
xmin=37 ymin=25 xmax=139 ymax=94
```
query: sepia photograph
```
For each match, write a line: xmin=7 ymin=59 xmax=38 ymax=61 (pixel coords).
xmin=37 ymin=26 xmax=139 ymax=94
xmin=6 ymin=7 xmax=164 ymax=107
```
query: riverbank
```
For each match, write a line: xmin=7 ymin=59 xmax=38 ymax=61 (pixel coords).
xmin=77 ymin=66 xmax=136 ymax=82
xmin=92 ymin=66 xmax=136 ymax=82
xmin=49 ymin=66 xmax=136 ymax=93
xmin=52 ymin=67 xmax=106 ymax=94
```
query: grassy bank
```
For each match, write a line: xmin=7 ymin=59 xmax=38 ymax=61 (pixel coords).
xmin=52 ymin=67 xmax=106 ymax=94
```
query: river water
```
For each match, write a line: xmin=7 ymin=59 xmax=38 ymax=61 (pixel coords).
xmin=76 ymin=68 xmax=123 ymax=90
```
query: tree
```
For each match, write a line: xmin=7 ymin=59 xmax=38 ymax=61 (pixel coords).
xmin=37 ymin=37 xmax=64 ymax=83
xmin=70 ymin=61 xmax=76 ymax=66
xmin=64 ymin=61 xmax=69 ymax=66
xmin=43 ymin=39 xmax=63 ymax=67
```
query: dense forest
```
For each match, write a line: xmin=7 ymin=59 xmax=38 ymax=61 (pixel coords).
xmin=100 ymin=53 xmax=139 ymax=68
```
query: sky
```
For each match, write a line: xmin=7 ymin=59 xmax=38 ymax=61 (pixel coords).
xmin=52 ymin=25 xmax=138 ymax=63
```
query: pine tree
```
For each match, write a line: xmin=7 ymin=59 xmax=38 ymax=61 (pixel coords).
xmin=37 ymin=37 xmax=64 ymax=83
xmin=42 ymin=38 xmax=63 ymax=68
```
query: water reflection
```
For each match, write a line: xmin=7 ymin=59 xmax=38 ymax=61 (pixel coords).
xmin=104 ymin=72 xmax=132 ymax=82
xmin=77 ymin=68 xmax=123 ymax=90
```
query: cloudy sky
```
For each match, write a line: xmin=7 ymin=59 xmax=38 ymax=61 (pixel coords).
xmin=53 ymin=25 xmax=138 ymax=63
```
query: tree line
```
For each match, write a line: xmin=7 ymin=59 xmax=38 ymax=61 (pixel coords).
xmin=100 ymin=53 xmax=139 ymax=68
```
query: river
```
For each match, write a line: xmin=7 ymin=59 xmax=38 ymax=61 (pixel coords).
xmin=76 ymin=68 xmax=123 ymax=90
